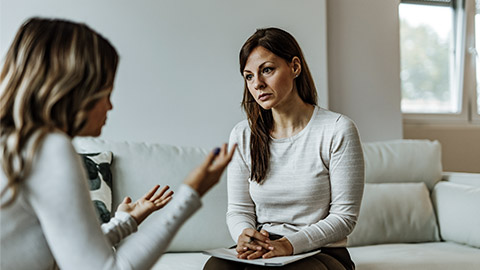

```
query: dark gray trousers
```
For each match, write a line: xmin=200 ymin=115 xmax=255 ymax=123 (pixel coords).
xmin=203 ymin=247 xmax=355 ymax=270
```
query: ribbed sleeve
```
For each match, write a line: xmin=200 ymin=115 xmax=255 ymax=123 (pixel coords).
xmin=101 ymin=211 xmax=138 ymax=246
xmin=226 ymin=123 xmax=257 ymax=242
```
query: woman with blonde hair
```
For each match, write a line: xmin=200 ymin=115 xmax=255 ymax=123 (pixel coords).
xmin=204 ymin=27 xmax=364 ymax=270
xmin=0 ymin=17 xmax=236 ymax=269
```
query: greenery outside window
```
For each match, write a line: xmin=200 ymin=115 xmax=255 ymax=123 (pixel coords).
xmin=399 ymin=0 xmax=480 ymax=124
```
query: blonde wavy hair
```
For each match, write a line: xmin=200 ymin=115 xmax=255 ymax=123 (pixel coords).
xmin=0 ymin=17 xmax=118 ymax=207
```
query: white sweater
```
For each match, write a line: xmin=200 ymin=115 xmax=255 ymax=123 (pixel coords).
xmin=0 ymin=132 xmax=201 ymax=270
xmin=226 ymin=107 xmax=365 ymax=254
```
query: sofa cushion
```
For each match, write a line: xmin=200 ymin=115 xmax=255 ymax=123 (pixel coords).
xmin=73 ymin=138 xmax=235 ymax=252
xmin=79 ymin=152 xmax=113 ymax=223
xmin=347 ymin=182 xmax=440 ymax=247
xmin=150 ymin=242 xmax=480 ymax=270
xmin=348 ymin=242 xmax=480 ymax=270
xmin=362 ymin=140 xmax=442 ymax=190
xmin=151 ymin=253 xmax=210 ymax=270
xmin=432 ymin=181 xmax=480 ymax=248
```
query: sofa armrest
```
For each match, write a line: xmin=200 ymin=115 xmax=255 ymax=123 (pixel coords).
xmin=442 ymin=172 xmax=480 ymax=187
xmin=432 ymin=181 xmax=480 ymax=248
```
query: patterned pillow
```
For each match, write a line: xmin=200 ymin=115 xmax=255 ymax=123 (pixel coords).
xmin=79 ymin=152 xmax=113 ymax=223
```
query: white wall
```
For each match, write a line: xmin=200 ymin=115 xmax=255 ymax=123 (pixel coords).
xmin=0 ymin=0 xmax=328 ymax=148
xmin=327 ymin=0 xmax=403 ymax=142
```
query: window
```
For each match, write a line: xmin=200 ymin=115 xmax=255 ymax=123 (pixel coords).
xmin=400 ymin=2 xmax=455 ymax=113
xmin=399 ymin=0 xmax=480 ymax=124
xmin=474 ymin=0 xmax=480 ymax=114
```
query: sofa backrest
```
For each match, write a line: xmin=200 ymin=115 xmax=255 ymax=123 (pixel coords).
xmin=73 ymin=137 xmax=235 ymax=252
xmin=363 ymin=139 xmax=443 ymax=190
xmin=74 ymin=138 xmax=446 ymax=250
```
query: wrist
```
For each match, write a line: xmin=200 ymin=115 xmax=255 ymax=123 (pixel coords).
xmin=115 ymin=211 xmax=131 ymax=218
xmin=185 ymin=181 xmax=204 ymax=197
xmin=279 ymin=237 xmax=293 ymax=255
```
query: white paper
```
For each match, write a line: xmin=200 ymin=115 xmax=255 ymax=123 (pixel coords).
xmin=202 ymin=248 xmax=321 ymax=266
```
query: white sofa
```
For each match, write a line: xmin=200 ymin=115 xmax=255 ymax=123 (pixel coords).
xmin=73 ymin=138 xmax=480 ymax=270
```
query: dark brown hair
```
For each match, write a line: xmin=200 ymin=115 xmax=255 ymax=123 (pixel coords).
xmin=239 ymin=27 xmax=318 ymax=183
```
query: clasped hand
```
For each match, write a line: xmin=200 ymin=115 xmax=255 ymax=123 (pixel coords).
xmin=236 ymin=228 xmax=293 ymax=260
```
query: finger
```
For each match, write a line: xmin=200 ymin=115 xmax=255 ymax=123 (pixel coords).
xmin=236 ymin=245 xmax=249 ymax=253
xmin=150 ymin=185 xmax=170 ymax=201
xmin=241 ymin=233 xmax=253 ymax=243
xmin=236 ymin=233 xmax=253 ymax=253
xmin=242 ymin=229 xmax=268 ymax=244
xmin=246 ymin=230 xmax=269 ymax=243
xmin=259 ymin=229 xmax=269 ymax=238
xmin=156 ymin=196 xmax=172 ymax=207
xmin=224 ymin=143 xmax=237 ymax=162
xmin=250 ymin=239 xmax=271 ymax=250
xmin=238 ymin=229 xmax=257 ymax=245
xmin=242 ymin=241 xmax=263 ymax=251
xmin=151 ymin=191 xmax=173 ymax=207
xmin=240 ymin=235 xmax=265 ymax=251
xmin=143 ymin=185 xmax=160 ymax=200
xmin=122 ymin=196 xmax=132 ymax=204
xmin=214 ymin=143 xmax=237 ymax=168
xmin=217 ymin=144 xmax=229 ymax=162
xmin=210 ymin=143 xmax=227 ymax=162
xmin=201 ymin=147 xmax=219 ymax=168
xmin=247 ymin=250 xmax=267 ymax=260
xmin=219 ymin=143 xmax=228 ymax=156
xmin=262 ymin=249 xmax=278 ymax=259
xmin=158 ymin=190 xmax=174 ymax=201
xmin=237 ymin=250 xmax=254 ymax=259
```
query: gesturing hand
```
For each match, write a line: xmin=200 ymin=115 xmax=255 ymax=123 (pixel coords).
xmin=184 ymin=143 xmax=237 ymax=197
xmin=117 ymin=185 xmax=173 ymax=225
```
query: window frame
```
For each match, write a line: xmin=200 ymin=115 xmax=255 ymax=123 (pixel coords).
xmin=401 ymin=0 xmax=480 ymax=125
xmin=470 ymin=0 xmax=480 ymax=123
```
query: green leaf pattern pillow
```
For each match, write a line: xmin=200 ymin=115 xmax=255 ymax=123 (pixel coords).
xmin=79 ymin=152 xmax=113 ymax=223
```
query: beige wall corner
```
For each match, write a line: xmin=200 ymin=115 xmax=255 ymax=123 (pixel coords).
xmin=404 ymin=124 xmax=480 ymax=173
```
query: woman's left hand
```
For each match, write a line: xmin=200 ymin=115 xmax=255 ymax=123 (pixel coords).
xmin=261 ymin=237 xmax=293 ymax=259
xmin=117 ymin=184 xmax=173 ymax=225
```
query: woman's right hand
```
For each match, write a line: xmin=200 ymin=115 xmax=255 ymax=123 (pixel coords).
xmin=183 ymin=143 xmax=237 ymax=197
xmin=236 ymin=228 xmax=271 ymax=258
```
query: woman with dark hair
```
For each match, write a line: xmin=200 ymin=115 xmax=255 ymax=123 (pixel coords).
xmin=204 ymin=27 xmax=364 ymax=270
xmin=0 ymin=17 xmax=236 ymax=269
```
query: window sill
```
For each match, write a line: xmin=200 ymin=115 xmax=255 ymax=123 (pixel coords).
xmin=403 ymin=113 xmax=480 ymax=126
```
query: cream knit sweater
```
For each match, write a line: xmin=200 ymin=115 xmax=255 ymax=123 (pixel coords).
xmin=0 ymin=132 xmax=201 ymax=269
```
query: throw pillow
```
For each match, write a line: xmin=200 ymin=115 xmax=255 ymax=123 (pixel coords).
xmin=432 ymin=182 xmax=480 ymax=248
xmin=79 ymin=152 xmax=113 ymax=223
xmin=347 ymin=182 xmax=440 ymax=247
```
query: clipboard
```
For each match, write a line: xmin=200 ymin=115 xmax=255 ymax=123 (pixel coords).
xmin=202 ymin=248 xmax=321 ymax=266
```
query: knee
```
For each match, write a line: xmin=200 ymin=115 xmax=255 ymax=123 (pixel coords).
xmin=203 ymin=257 xmax=243 ymax=270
